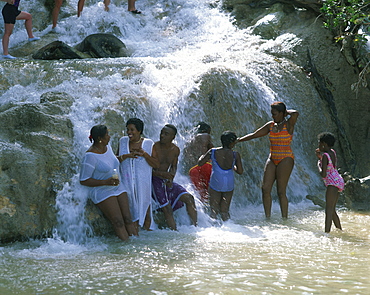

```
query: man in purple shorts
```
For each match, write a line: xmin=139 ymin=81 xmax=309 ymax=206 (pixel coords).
xmin=152 ymin=124 xmax=197 ymax=230
xmin=2 ymin=0 xmax=40 ymax=59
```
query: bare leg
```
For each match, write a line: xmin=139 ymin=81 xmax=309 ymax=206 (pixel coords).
xmin=128 ymin=0 xmax=136 ymax=11
xmin=16 ymin=12 xmax=34 ymax=38
xmin=220 ymin=191 xmax=233 ymax=221
xmin=261 ymin=158 xmax=276 ymax=218
xmin=162 ymin=203 xmax=177 ymax=230
xmin=116 ymin=192 xmax=138 ymax=236
xmin=208 ymin=187 xmax=222 ymax=219
xmin=104 ymin=0 xmax=110 ymax=11
xmin=275 ymin=157 xmax=294 ymax=218
xmin=143 ymin=206 xmax=152 ymax=231
xmin=77 ymin=0 xmax=85 ymax=17
xmin=2 ymin=23 xmax=14 ymax=55
xmin=52 ymin=0 xmax=63 ymax=28
xmin=325 ymin=186 xmax=341 ymax=233
xmin=180 ymin=193 xmax=197 ymax=226
xmin=97 ymin=196 xmax=130 ymax=241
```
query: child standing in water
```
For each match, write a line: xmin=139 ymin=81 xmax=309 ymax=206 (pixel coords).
xmin=198 ymin=131 xmax=243 ymax=221
xmin=316 ymin=132 xmax=344 ymax=233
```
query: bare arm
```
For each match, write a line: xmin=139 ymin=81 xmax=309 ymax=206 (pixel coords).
xmin=238 ymin=122 xmax=271 ymax=142
xmin=168 ymin=149 xmax=179 ymax=181
xmin=198 ymin=149 xmax=211 ymax=166
xmin=234 ymin=152 xmax=243 ymax=175
xmin=143 ymin=147 xmax=160 ymax=169
xmin=286 ymin=109 xmax=299 ymax=134
xmin=317 ymin=153 xmax=328 ymax=178
xmin=80 ymin=177 xmax=118 ymax=187
xmin=116 ymin=145 xmax=138 ymax=162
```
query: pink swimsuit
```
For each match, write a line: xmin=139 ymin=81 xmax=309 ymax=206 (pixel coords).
xmin=320 ymin=150 xmax=345 ymax=192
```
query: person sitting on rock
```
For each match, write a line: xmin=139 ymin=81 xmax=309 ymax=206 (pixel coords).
xmin=152 ymin=124 xmax=197 ymax=230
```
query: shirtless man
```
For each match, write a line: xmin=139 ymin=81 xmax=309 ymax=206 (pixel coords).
xmin=183 ymin=122 xmax=213 ymax=202
xmin=152 ymin=124 xmax=197 ymax=230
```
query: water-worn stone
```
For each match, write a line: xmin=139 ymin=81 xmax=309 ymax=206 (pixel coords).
xmin=32 ymin=41 xmax=86 ymax=60
xmin=74 ymin=33 xmax=129 ymax=58
xmin=0 ymin=92 xmax=77 ymax=242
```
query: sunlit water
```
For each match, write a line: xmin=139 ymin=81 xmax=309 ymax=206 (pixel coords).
xmin=1 ymin=0 xmax=370 ymax=293
xmin=1 ymin=205 xmax=369 ymax=294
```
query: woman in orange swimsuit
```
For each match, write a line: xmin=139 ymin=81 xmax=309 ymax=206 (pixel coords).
xmin=238 ymin=102 xmax=299 ymax=218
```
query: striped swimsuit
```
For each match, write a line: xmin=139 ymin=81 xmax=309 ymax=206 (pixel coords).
xmin=269 ymin=122 xmax=294 ymax=165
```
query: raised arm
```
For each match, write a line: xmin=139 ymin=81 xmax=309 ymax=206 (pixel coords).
xmin=317 ymin=153 xmax=328 ymax=178
xmin=238 ymin=121 xmax=271 ymax=143
xmin=286 ymin=109 xmax=299 ymax=134
xmin=198 ymin=149 xmax=212 ymax=166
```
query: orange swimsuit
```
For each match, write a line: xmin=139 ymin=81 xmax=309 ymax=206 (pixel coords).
xmin=269 ymin=122 xmax=294 ymax=165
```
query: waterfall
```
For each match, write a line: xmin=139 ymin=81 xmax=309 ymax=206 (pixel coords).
xmin=1 ymin=0 xmax=328 ymax=243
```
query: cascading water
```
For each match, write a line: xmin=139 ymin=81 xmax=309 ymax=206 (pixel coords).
xmin=1 ymin=0 xmax=369 ymax=293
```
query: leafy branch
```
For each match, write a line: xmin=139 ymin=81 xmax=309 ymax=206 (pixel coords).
xmin=321 ymin=0 xmax=370 ymax=91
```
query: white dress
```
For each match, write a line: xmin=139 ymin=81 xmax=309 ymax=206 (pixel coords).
xmin=118 ymin=136 xmax=155 ymax=230
xmin=80 ymin=144 xmax=126 ymax=204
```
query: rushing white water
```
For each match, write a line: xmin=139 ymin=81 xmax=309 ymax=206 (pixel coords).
xmin=1 ymin=0 xmax=370 ymax=293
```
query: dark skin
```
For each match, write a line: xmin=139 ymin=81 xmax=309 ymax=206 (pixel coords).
xmin=184 ymin=129 xmax=213 ymax=168
xmin=198 ymin=140 xmax=243 ymax=221
xmin=238 ymin=108 xmax=299 ymax=218
xmin=117 ymin=123 xmax=160 ymax=231
xmin=80 ymin=130 xmax=138 ymax=240
xmin=316 ymin=141 xmax=342 ymax=233
xmin=152 ymin=126 xmax=197 ymax=230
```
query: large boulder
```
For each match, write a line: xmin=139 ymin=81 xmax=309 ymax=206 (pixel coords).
xmin=0 ymin=92 xmax=77 ymax=242
xmin=74 ymin=33 xmax=129 ymax=58
xmin=32 ymin=40 xmax=86 ymax=60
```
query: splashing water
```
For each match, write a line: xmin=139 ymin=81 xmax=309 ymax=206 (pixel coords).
xmin=1 ymin=0 xmax=370 ymax=293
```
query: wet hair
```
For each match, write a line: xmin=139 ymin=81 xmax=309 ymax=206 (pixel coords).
xmin=318 ymin=132 xmax=336 ymax=147
xmin=197 ymin=122 xmax=211 ymax=134
xmin=271 ymin=101 xmax=287 ymax=113
xmin=165 ymin=124 xmax=177 ymax=136
xmin=89 ymin=125 xmax=107 ymax=143
xmin=126 ymin=118 xmax=144 ymax=134
xmin=221 ymin=131 xmax=237 ymax=148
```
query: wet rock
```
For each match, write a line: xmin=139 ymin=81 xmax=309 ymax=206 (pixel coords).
xmin=32 ymin=41 xmax=86 ymax=60
xmin=306 ymin=174 xmax=370 ymax=211
xmin=342 ymin=174 xmax=370 ymax=211
xmin=0 ymin=96 xmax=77 ymax=243
xmin=74 ymin=33 xmax=129 ymax=58
xmin=306 ymin=195 xmax=325 ymax=208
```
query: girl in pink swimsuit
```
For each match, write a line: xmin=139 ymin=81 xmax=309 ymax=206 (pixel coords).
xmin=316 ymin=132 xmax=344 ymax=233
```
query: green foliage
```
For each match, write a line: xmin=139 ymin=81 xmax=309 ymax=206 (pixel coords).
xmin=321 ymin=0 xmax=370 ymax=91
xmin=321 ymin=0 xmax=370 ymax=43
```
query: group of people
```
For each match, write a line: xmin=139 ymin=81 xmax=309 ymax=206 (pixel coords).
xmin=1 ymin=0 xmax=141 ymax=59
xmin=80 ymin=101 xmax=345 ymax=241
xmin=80 ymin=120 xmax=198 ymax=240
xmin=185 ymin=102 xmax=344 ymax=233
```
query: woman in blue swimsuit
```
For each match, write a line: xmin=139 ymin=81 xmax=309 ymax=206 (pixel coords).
xmin=198 ymin=131 xmax=243 ymax=221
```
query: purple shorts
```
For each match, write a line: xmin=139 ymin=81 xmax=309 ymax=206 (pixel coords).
xmin=152 ymin=176 xmax=186 ymax=211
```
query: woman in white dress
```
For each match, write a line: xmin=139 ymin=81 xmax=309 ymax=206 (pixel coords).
xmin=117 ymin=118 xmax=159 ymax=231
xmin=80 ymin=125 xmax=138 ymax=240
